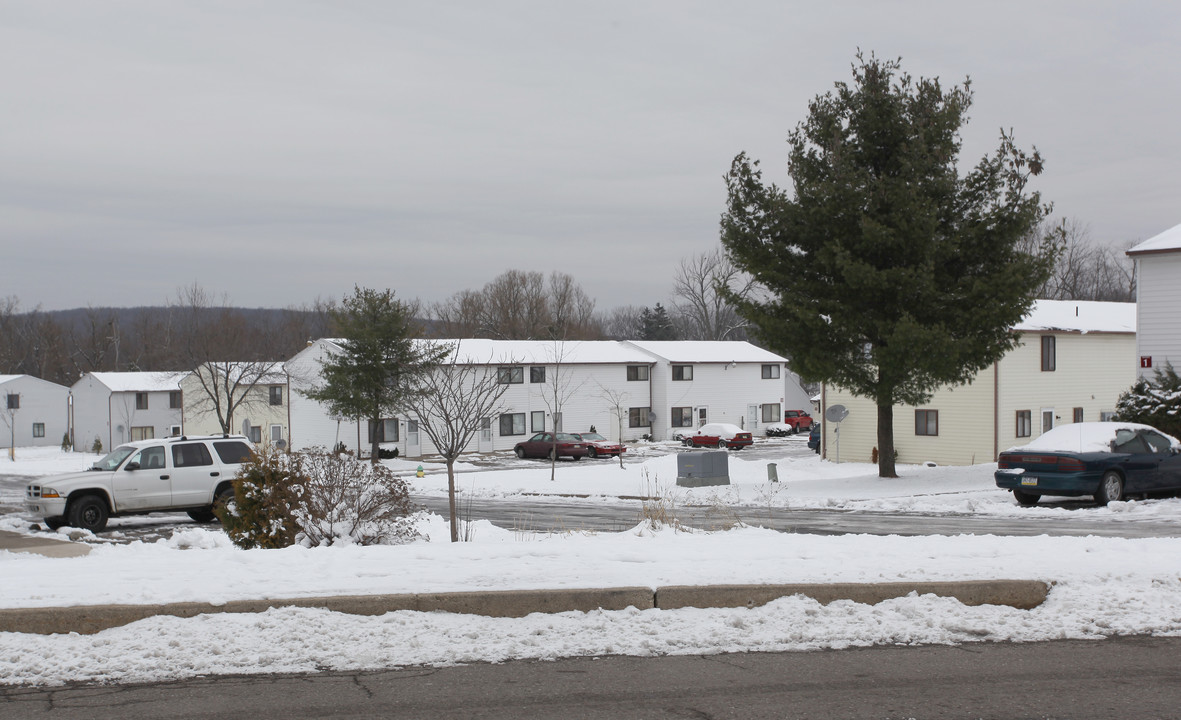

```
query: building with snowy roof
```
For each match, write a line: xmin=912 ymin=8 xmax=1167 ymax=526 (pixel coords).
xmin=819 ymin=300 xmax=1138 ymax=466
xmin=285 ymin=338 xmax=804 ymax=456
xmin=1127 ymin=223 xmax=1181 ymax=380
xmin=71 ymin=371 xmax=188 ymax=452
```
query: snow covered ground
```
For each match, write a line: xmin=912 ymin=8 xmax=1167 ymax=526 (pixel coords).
xmin=5 ymin=444 xmax=1181 ymax=687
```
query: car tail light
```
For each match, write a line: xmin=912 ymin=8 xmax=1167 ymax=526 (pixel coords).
xmin=1056 ymin=457 xmax=1085 ymax=472
xmin=997 ymin=456 xmax=1013 ymax=469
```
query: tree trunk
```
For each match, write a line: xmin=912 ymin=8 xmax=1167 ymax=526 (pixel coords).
xmin=876 ymin=402 xmax=898 ymax=478
xmin=369 ymin=416 xmax=380 ymax=465
xmin=447 ymin=459 xmax=458 ymax=543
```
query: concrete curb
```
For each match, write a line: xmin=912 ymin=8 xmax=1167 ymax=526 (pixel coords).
xmin=0 ymin=581 xmax=1048 ymax=635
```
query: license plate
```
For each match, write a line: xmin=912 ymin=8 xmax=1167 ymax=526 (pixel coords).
xmin=1020 ymin=477 xmax=1038 ymax=486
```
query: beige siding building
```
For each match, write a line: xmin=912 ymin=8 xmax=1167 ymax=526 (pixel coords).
xmin=820 ymin=300 xmax=1137 ymax=465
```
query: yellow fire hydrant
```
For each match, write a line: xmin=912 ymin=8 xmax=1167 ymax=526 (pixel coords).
xmin=416 ymin=465 xmax=424 ymax=478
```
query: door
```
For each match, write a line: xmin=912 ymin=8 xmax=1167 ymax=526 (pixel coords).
xmin=747 ymin=405 xmax=759 ymax=430
xmin=1040 ymin=409 xmax=1055 ymax=436
xmin=113 ymin=445 xmax=170 ymax=511
xmin=170 ymin=441 xmax=220 ymax=507
xmin=478 ymin=417 xmax=493 ymax=452
xmin=407 ymin=420 xmax=421 ymax=457
xmin=697 ymin=407 xmax=708 ymax=428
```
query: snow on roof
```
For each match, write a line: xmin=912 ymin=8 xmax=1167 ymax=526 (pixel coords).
xmin=86 ymin=372 xmax=188 ymax=393
xmin=318 ymin=338 xmax=668 ymax=365
xmin=0 ymin=375 xmax=22 ymax=384
xmin=1127 ymin=222 xmax=1181 ymax=255
xmin=1014 ymin=299 xmax=1136 ymax=334
xmin=625 ymin=340 xmax=787 ymax=364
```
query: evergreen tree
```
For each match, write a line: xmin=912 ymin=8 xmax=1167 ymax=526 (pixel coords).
xmin=639 ymin=303 xmax=678 ymax=340
xmin=1116 ymin=363 xmax=1181 ymax=439
xmin=721 ymin=53 xmax=1056 ymax=477
xmin=303 ymin=287 xmax=448 ymax=463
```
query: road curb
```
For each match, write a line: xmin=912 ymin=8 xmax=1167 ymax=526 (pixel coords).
xmin=0 ymin=581 xmax=1048 ymax=635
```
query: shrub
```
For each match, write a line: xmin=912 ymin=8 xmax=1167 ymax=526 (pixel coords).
xmin=61 ymin=432 xmax=71 ymax=452
xmin=217 ymin=446 xmax=417 ymax=549
xmin=91 ymin=437 xmax=103 ymax=455
xmin=1115 ymin=362 xmax=1181 ymax=438
xmin=216 ymin=445 xmax=303 ymax=549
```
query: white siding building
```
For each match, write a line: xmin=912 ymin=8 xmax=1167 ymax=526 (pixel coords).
xmin=1127 ymin=223 xmax=1181 ymax=379
xmin=286 ymin=338 xmax=796 ymax=457
xmin=70 ymin=372 xmax=187 ymax=453
xmin=0 ymin=375 xmax=70 ymax=450
xmin=623 ymin=341 xmax=810 ymax=439
xmin=820 ymin=300 xmax=1137 ymax=465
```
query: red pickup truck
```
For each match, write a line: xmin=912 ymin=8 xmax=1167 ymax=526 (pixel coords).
xmin=783 ymin=410 xmax=814 ymax=433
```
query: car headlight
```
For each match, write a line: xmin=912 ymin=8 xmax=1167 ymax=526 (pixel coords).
xmin=39 ymin=487 xmax=61 ymax=498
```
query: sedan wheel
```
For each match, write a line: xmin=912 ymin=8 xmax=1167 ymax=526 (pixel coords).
xmin=1012 ymin=489 xmax=1039 ymax=507
xmin=587 ymin=447 xmax=597 ymax=459
xmin=548 ymin=448 xmax=557 ymax=461
xmin=1096 ymin=471 xmax=1124 ymax=505
xmin=515 ymin=446 xmax=526 ymax=459
xmin=716 ymin=439 xmax=728 ymax=450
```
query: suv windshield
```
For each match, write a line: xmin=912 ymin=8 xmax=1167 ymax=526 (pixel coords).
xmin=91 ymin=445 xmax=135 ymax=471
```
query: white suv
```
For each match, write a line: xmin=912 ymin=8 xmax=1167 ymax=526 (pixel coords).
xmin=25 ymin=435 xmax=255 ymax=532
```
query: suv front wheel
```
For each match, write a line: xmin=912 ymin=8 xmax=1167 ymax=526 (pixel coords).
xmin=67 ymin=494 xmax=109 ymax=533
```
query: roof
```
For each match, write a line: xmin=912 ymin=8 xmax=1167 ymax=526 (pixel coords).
xmin=625 ymin=340 xmax=788 ymax=364
xmin=1127 ymin=222 xmax=1181 ymax=255
xmin=317 ymin=338 xmax=657 ymax=365
xmin=1013 ymin=300 xmax=1136 ymax=334
xmin=83 ymin=372 xmax=188 ymax=393
xmin=0 ymin=374 xmax=69 ymax=390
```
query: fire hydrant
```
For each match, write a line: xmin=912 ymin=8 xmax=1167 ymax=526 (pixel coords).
xmin=416 ymin=465 xmax=425 ymax=478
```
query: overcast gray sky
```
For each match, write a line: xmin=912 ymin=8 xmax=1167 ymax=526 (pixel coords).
xmin=3 ymin=1 xmax=1178 ymax=313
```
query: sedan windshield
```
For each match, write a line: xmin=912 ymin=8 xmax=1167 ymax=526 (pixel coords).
xmin=579 ymin=433 xmax=606 ymax=442
xmin=555 ymin=433 xmax=583 ymax=443
xmin=91 ymin=445 xmax=135 ymax=471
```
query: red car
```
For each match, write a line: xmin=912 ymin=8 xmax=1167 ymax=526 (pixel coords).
xmin=513 ymin=432 xmax=587 ymax=461
xmin=783 ymin=410 xmax=814 ymax=433
xmin=575 ymin=432 xmax=626 ymax=459
xmin=683 ymin=423 xmax=754 ymax=450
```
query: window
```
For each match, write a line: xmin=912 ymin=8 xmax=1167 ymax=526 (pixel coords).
xmin=761 ymin=364 xmax=781 ymax=379
xmin=172 ymin=443 xmax=213 ymax=468
xmin=169 ymin=425 xmax=182 ymax=436
xmin=915 ymin=410 xmax=938 ymax=436
xmin=5 ymin=394 xmax=17 ymax=410
xmin=270 ymin=425 xmax=284 ymax=443
xmin=32 ymin=422 xmax=45 ymax=438
xmin=249 ymin=426 xmax=262 ymax=443
xmin=1073 ymin=407 xmax=1084 ymax=423
xmin=761 ymin=403 xmax=781 ymax=423
xmin=628 ymin=407 xmax=651 ymax=428
xmin=499 ymin=413 xmax=526 ymax=436
xmin=626 ymin=365 xmax=649 ymax=381
xmin=132 ymin=446 xmax=166 ymax=470
xmin=671 ymin=407 xmax=693 ymax=427
xmin=169 ymin=391 xmax=182 ymax=409
xmin=368 ymin=419 xmax=399 ymax=443
xmin=672 ymin=365 xmax=693 ymax=381
xmin=130 ymin=426 xmax=154 ymax=441
xmin=529 ymin=367 xmax=546 ymax=383
xmin=1100 ymin=411 xmax=1117 ymax=422
xmin=497 ymin=366 xmax=524 ymax=384
xmin=1041 ymin=336 xmax=1056 ymax=372
xmin=135 ymin=392 xmax=148 ymax=410
xmin=531 ymin=410 xmax=546 ymax=432
xmin=213 ymin=441 xmax=253 ymax=464
xmin=1144 ymin=431 xmax=1173 ymax=454
xmin=269 ymin=385 xmax=283 ymax=406
xmin=1016 ymin=410 xmax=1032 ymax=438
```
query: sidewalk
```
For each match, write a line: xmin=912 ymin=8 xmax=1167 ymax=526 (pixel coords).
xmin=0 ymin=529 xmax=91 ymax=558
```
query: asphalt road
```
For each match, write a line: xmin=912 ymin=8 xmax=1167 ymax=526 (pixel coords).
xmin=3 ymin=635 xmax=1178 ymax=719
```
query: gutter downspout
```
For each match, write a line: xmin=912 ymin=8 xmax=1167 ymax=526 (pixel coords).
xmin=993 ymin=361 xmax=999 ymax=462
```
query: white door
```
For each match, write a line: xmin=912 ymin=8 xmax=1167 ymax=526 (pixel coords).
xmin=169 ymin=441 xmax=220 ymax=507
xmin=747 ymin=405 xmax=759 ymax=429
xmin=696 ymin=407 xmax=708 ymax=428
xmin=478 ymin=417 xmax=493 ymax=452
xmin=1041 ymin=408 xmax=1055 ymax=435
xmin=113 ymin=445 xmax=170 ymax=510
xmin=407 ymin=420 xmax=421 ymax=457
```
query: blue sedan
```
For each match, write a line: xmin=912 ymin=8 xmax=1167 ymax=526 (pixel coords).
xmin=995 ymin=422 xmax=1181 ymax=506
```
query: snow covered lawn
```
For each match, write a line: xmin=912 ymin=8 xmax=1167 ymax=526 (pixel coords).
xmin=4 ymin=445 xmax=1181 ymax=686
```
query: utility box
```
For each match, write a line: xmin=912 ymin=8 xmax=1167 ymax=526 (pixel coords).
xmin=676 ymin=450 xmax=730 ymax=487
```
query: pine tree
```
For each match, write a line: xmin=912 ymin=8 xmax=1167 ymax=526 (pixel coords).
xmin=721 ymin=53 xmax=1057 ymax=477
xmin=1116 ymin=363 xmax=1181 ymax=438
xmin=639 ymin=303 xmax=677 ymax=340
xmin=303 ymin=287 xmax=448 ymax=463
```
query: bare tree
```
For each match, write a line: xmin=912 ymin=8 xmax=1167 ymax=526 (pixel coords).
xmin=672 ymin=249 xmax=755 ymax=340
xmin=538 ymin=339 xmax=586 ymax=481
xmin=187 ymin=360 xmax=284 ymax=435
xmin=430 ymin=270 xmax=605 ymax=340
xmin=596 ymin=384 xmax=631 ymax=469
xmin=601 ymin=304 xmax=645 ymax=340
xmin=403 ymin=343 xmax=515 ymax=542
xmin=1022 ymin=219 xmax=1137 ymax=302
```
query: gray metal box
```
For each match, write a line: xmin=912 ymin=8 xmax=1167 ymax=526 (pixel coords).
xmin=676 ymin=450 xmax=730 ymax=487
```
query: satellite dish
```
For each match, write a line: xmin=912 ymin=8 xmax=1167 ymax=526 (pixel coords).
xmin=241 ymin=419 xmax=251 ymax=436
xmin=825 ymin=404 xmax=849 ymax=423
